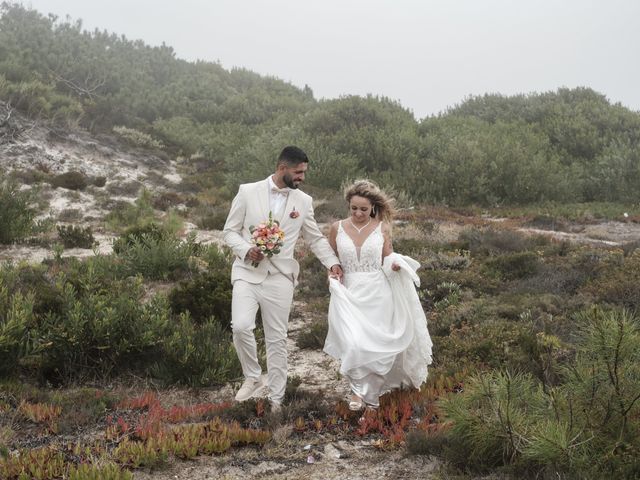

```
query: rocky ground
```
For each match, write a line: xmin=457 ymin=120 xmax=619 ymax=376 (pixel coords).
xmin=130 ymin=302 xmax=447 ymax=480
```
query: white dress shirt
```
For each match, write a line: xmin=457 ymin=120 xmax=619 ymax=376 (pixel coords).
xmin=268 ymin=175 xmax=289 ymax=218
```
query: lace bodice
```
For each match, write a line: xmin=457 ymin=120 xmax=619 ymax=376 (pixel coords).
xmin=336 ymin=221 xmax=383 ymax=274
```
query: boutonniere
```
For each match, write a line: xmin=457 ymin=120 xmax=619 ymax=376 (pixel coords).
xmin=289 ymin=207 xmax=300 ymax=219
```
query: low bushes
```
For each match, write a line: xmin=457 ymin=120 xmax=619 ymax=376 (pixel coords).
xmin=35 ymin=278 xmax=171 ymax=381
xmin=57 ymin=224 xmax=95 ymax=249
xmin=192 ymin=203 xmax=229 ymax=230
xmin=116 ymin=233 xmax=197 ymax=280
xmin=113 ymin=125 xmax=163 ymax=150
xmin=168 ymin=270 xmax=232 ymax=326
xmin=440 ymin=308 xmax=640 ymax=478
xmin=484 ymin=251 xmax=540 ymax=280
xmin=0 ymin=236 xmax=236 ymax=386
xmin=582 ymin=250 xmax=640 ymax=310
xmin=150 ymin=314 xmax=241 ymax=387
xmin=0 ymin=181 xmax=36 ymax=244
xmin=458 ymin=227 xmax=537 ymax=256
xmin=295 ymin=318 xmax=328 ymax=350
xmin=50 ymin=171 xmax=88 ymax=190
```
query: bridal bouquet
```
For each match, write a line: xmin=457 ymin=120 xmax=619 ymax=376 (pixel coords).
xmin=249 ymin=212 xmax=285 ymax=267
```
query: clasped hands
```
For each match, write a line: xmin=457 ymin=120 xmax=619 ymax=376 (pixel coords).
xmin=245 ymin=250 xmax=348 ymax=281
xmin=248 ymin=250 xmax=398 ymax=278
xmin=328 ymin=264 xmax=343 ymax=281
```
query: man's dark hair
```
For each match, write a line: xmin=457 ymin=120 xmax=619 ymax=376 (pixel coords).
xmin=278 ymin=146 xmax=309 ymax=166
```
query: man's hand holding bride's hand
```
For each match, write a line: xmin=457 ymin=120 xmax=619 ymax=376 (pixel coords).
xmin=246 ymin=246 xmax=265 ymax=263
xmin=328 ymin=264 xmax=343 ymax=281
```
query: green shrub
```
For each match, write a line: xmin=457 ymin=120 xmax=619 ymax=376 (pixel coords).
xmin=622 ymin=239 xmax=640 ymax=257
xmin=419 ymin=266 xmax=501 ymax=296
xmin=151 ymin=314 xmax=241 ymax=387
xmin=0 ymin=284 xmax=36 ymax=376
xmin=193 ymin=203 xmax=229 ymax=230
xmin=525 ymin=214 xmax=567 ymax=231
xmin=57 ymin=224 xmax=95 ymax=249
xmin=433 ymin=318 xmax=540 ymax=373
xmin=432 ymin=281 xmax=462 ymax=311
xmin=0 ymin=181 xmax=36 ymax=244
xmin=423 ymin=250 xmax=472 ymax=271
xmin=104 ymin=189 xmax=154 ymax=231
xmin=200 ymin=243 xmax=234 ymax=272
xmin=392 ymin=237 xmax=432 ymax=258
xmin=152 ymin=191 xmax=183 ymax=211
xmin=8 ymin=169 xmax=49 ymax=185
xmin=2 ymin=264 xmax=65 ymax=319
xmin=50 ymin=171 xmax=89 ymax=190
xmin=296 ymin=251 xmax=330 ymax=298
xmin=57 ymin=208 xmax=82 ymax=222
xmin=112 ymin=223 xmax=168 ymax=254
xmin=91 ymin=176 xmax=107 ymax=188
xmin=116 ymin=232 xmax=198 ymax=280
xmin=583 ymin=251 xmax=640 ymax=310
xmin=459 ymin=228 xmax=540 ymax=256
xmin=406 ymin=429 xmax=449 ymax=456
xmin=105 ymin=180 xmax=142 ymax=197
xmin=440 ymin=370 xmax=548 ymax=470
xmin=63 ymin=252 xmax=128 ymax=289
xmin=0 ymin=255 xmax=239 ymax=385
xmin=439 ymin=308 xmax=640 ymax=478
xmin=38 ymin=281 xmax=171 ymax=381
xmin=484 ymin=251 xmax=540 ymax=281
xmin=565 ymin=307 xmax=640 ymax=440
xmin=113 ymin=125 xmax=163 ymax=149
xmin=295 ymin=318 xmax=328 ymax=350
xmin=168 ymin=271 xmax=232 ymax=326
xmin=313 ymin=191 xmax=346 ymax=223
xmin=509 ymin=259 xmax=596 ymax=295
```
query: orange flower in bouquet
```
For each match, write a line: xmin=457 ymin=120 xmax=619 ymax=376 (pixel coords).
xmin=249 ymin=211 xmax=285 ymax=267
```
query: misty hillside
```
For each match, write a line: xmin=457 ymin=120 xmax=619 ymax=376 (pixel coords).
xmin=2 ymin=1 xmax=640 ymax=207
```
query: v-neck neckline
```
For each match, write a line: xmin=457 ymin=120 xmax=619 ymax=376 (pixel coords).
xmin=340 ymin=220 xmax=381 ymax=262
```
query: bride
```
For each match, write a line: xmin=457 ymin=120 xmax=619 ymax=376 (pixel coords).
xmin=323 ymin=180 xmax=433 ymax=410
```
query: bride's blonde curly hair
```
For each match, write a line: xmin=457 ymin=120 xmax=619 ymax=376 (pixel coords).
xmin=344 ymin=179 xmax=395 ymax=223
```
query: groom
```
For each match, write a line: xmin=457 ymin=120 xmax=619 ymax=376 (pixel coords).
xmin=223 ymin=146 xmax=342 ymax=409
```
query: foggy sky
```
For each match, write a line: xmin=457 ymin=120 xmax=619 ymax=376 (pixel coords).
xmin=23 ymin=0 xmax=640 ymax=119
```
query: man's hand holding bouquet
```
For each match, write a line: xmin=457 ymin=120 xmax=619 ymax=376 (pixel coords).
xmin=248 ymin=212 xmax=284 ymax=267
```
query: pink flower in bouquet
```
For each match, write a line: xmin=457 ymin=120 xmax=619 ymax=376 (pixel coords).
xmin=248 ymin=211 xmax=284 ymax=267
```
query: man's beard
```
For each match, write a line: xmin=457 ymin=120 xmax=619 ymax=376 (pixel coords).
xmin=283 ymin=173 xmax=299 ymax=189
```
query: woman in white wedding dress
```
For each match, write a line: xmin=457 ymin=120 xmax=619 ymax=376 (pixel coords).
xmin=323 ymin=180 xmax=433 ymax=410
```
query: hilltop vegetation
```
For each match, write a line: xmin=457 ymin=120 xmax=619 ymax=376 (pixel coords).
xmin=2 ymin=2 xmax=640 ymax=205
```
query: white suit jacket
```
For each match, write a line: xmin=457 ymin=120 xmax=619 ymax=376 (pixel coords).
xmin=223 ymin=178 xmax=340 ymax=285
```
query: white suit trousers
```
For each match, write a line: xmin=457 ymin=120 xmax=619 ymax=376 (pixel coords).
xmin=231 ymin=273 xmax=294 ymax=404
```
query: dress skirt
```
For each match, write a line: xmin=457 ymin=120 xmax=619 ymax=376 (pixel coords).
xmin=324 ymin=254 xmax=432 ymax=406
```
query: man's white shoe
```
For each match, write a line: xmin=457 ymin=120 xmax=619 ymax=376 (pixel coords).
xmin=235 ymin=376 xmax=267 ymax=402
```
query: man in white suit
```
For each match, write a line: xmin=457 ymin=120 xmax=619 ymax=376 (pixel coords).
xmin=223 ymin=146 xmax=342 ymax=409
